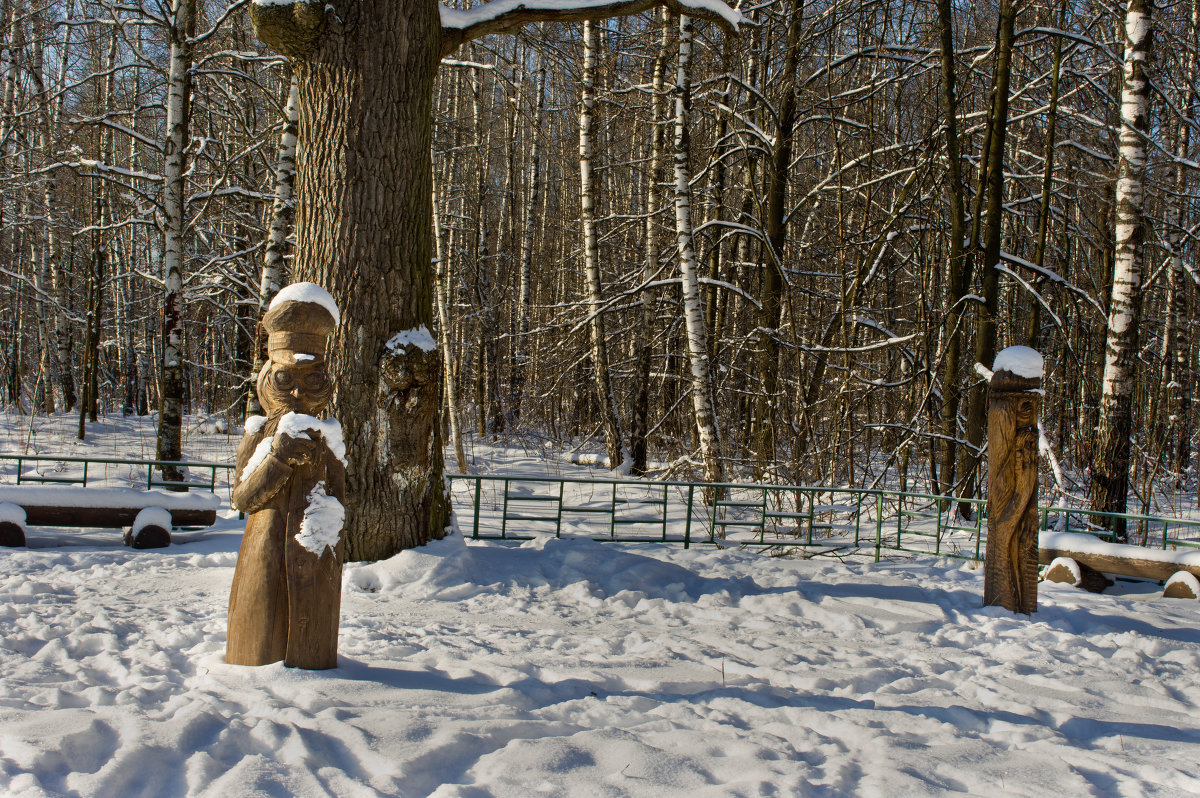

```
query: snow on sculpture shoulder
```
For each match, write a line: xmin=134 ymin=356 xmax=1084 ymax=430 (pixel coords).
xmin=277 ymin=412 xmax=347 ymax=466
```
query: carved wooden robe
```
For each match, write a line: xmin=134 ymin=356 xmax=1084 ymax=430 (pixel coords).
xmin=227 ymin=416 xmax=345 ymax=669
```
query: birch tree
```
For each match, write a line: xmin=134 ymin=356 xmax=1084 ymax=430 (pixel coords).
xmin=1091 ymin=0 xmax=1153 ymax=540
xmin=156 ymin=0 xmax=196 ymax=479
xmin=673 ymin=13 xmax=723 ymax=485
xmin=246 ymin=74 xmax=299 ymax=417
xmin=579 ymin=20 xmax=624 ymax=469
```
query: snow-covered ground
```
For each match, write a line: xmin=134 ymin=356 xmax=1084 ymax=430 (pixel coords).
xmin=1 ymin=415 xmax=1199 ymax=796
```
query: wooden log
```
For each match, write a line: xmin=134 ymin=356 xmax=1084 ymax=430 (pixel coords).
xmin=1041 ymin=556 xmax=1113 ymax=593
xmin=1038 ymin=547 xmax=1200 ymax=582
xmin=125 ymin=524 xmax=172 ymax=549
xmin=18 ymin=505 xmax=215 ymax=528
xmin=984 ymin=356 xmax=1041 ymax=614
xmin=1163 ymin=573 xmax=1200 ymax=600
xmin=0 ymin=521 xmax=25 ymax=547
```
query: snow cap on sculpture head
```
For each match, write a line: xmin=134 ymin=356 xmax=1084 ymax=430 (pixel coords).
xmin=263 ymin=282 xmax=340 ymax=365
xmin=257 ymin=282 xmax=339 ymax=416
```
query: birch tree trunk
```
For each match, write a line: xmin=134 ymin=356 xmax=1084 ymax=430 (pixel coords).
xmin=579 ymin=20 xmax=624 ymax=469
xmin=673 ymin=14 xmax=723 ymax=485
xmin=246 ymin=74 xmax=299 ymax=418
xmin=1091 ymin=0 xmax=1153 ymax=540
xmin=155 ymin=0 xmax=195 ymax=479
xmin=434 ymin=172 xmax=468 ymax=473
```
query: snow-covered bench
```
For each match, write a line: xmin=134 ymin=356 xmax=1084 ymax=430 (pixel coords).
xmin=0 ymin=486 xmax=222 ymax=549
xmin=1039 ymin=530 xmax=1200 ymax=599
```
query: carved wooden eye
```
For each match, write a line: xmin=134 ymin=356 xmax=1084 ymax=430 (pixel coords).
xmin=273 ymin=370 xmax=296 ymax=389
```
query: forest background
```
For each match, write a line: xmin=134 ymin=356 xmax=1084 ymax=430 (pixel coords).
xmin=0 ymin=0 xmax=1194 ymax=538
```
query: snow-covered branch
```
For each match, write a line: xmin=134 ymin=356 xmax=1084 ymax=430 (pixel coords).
xmin=439 ymin=0 xmax=742 ymax=57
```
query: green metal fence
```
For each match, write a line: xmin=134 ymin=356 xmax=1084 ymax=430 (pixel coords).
xmin=0 ymin=454 xmax=234 ymax=493
xmin=448 ymin=473 xmax=993 ymax=560
xmin=448 ymin=473 xmax=1200 ymax=562
xmin=1039 ymin=505 xmax=1200 ymax=551
xmin=4 ymin=456 xmax=1197 ymax=559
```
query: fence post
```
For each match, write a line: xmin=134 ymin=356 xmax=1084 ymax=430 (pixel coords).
xmin=983 ymin=347 xmax=1042 ymax=614
xmin=684 ymin=485 xmax=694 ymax=549
xmin=874 ymin=493 xmax=883 ymax=562
xmin=472 ymin=476 xmax=483 ymax=539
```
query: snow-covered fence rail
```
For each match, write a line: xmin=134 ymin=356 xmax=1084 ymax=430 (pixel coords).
xmin=447 ymin=475 xmax=1200 ymax=567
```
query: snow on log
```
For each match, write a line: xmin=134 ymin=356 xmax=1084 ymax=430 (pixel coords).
xmin=0 ymin=501 xmax=25 ymax=547
xmin=0 ymin=486 xmax=220 ymax=529
xmin=1163 ymin=572 xmax=1200 ymax=600
xmin=127 ymin=507 xmax=174 ymax=549
xmin=1041 ymin=556 xmax=1112 ymax=593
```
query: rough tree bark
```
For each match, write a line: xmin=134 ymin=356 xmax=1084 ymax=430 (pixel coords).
xmin=249 ymin=0 xmax=737 ymax=560
xmin=1091 ymin=0 xmax=1152 ymax=542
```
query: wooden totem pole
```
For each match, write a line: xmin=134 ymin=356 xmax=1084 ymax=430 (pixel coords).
xmin=227 ymin=283 xmax=347 ymax=669
xmin=984 ymin=347 xmax=1042 ymax=614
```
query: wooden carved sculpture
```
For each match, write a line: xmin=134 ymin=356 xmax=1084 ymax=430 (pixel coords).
xmin=983 ymin=350 xmax=1041 ymax=614
xmin=227 ymin=283 xmax=347 ymax=669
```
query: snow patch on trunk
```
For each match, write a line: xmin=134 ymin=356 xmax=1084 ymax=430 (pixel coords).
xmin=385 ymin=326 xmax=437 ymax=353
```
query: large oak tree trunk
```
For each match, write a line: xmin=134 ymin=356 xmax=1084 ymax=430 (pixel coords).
xmin=252 ymin=0 xmax=449 ymax=561
xmin=250 ymin=0 xmax=736 ymax=560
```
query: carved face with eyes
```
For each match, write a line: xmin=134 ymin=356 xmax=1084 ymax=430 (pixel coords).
xmin=257 ymin=360 xmax=333 ymax=417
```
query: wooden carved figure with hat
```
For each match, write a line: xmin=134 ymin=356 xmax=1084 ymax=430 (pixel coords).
xmin=227 ymin=282 xmax=347 ymax=669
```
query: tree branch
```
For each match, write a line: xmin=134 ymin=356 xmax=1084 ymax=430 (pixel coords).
xmin=439 ymin=0 xmax=742 ymax=57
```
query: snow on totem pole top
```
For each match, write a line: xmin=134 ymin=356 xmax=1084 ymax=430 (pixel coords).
xmin=264 ymin=282 xmax=340 ymax=365
xmin=992 ymin=346 xmax=1043 ymax=380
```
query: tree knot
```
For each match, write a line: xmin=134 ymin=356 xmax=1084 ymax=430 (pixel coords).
xmin=249 ymin=0 xmax=326 ymax=59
